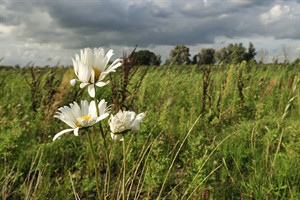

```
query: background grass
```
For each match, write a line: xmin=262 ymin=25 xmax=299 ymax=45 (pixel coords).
xmin=0 ymin=62 xmax=299 ymax=199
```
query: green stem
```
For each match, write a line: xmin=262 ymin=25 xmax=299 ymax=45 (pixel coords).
xmin=87 ymin=130 xmax=102 ymax=200
xmin=93 ymin=85 xmax=111 ymax=199
xmin=103 ymin=136 xmax=111 ymax=199
xmin=122 ymin=136 xmax=126 ymax=200
xmin=99 ymin=125 xmax=111 ymax=200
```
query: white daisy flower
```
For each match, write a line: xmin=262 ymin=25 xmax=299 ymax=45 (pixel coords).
xmin=70 ymin=48 xmax=123 ymax=97
xmin=53 ymin=99 xmax=110 ymax=141
xmin=108 ymin=110 xmax=145 ymax=141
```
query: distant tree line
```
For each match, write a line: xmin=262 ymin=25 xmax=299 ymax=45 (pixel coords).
xmin=131 ymin=42 xmax=259 ymax=66
xmin=130 ymin=50 xmax=162 ymax=66
xmin=166 ymin=42 xmax=258 ymax=65
xmin=126 ymin=42 xmax=300 ymax=66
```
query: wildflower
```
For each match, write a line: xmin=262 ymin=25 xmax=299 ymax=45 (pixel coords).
xmin=53 ymin=100 xmax=110 ymax=141
xmin=70 ymin=48 xmax=122 ymax=97
xmin=108 ymin=110 xmax=145 ymax=141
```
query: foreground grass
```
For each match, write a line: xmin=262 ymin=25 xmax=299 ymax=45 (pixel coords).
xmin=0 ymin=62 xmax=300 ymax=199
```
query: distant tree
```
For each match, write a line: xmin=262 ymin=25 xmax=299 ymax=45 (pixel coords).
xmin=164 ymin=59 xmax=170 ymax=65
xmin=191 ymin=55 xmax=198 ymax=65
xmin=167 ymin=45 xmax=191 ymax=65
xmin=215 ymin=42 xmax=257 ymax=64
xmin=131 ymin=50 xmax=161 ymax=66
xmin=197 ymin=48 xmax=216 ymax=65
xmin=231 ymin=43 xmax=247 ymax=64
xmin=245 ymin=42 xmax=256 ymax=62
xmin=155 ymin=54 xmax=162 ymax=66
xmin=293 ymin=58 xmax=300 ymax=65
xmin=215 ymin=47 xmax=230 ymax=64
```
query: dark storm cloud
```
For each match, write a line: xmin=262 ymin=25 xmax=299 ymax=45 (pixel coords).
xmin=41 ymin=1 xmax=167 ymax=31
xmin=2 ymin=0 xmax=298 ymax=48
xmin=2 ymin=0 xmax=172 ymax=48
xmin=45 ymin=1 xmax=127 ymax=29
xmin=1 ymin=0 xmax=299 ymax=65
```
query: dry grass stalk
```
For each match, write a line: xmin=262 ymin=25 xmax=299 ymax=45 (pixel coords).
xmin=24 ymin=65 xmax=43 ymax=112
xmin=110 ymin=45 xmax=148 ymax=112
xmin=201 ymin=188 xmax=210 ymax=200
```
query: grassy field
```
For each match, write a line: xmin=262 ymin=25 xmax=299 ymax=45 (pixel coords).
xmin=0 ymin=62 xmax=300 ymax=199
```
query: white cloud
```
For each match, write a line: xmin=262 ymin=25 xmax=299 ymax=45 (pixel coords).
xmin=149 ymin=0 xmax=172 ymax=8
xmin=260 ymin=4 xmax=291 ymax=25
xmin=0 ymin=24 xmax=15 ymax=37
xmin=203 ymin=0 xmax=211 ymax=8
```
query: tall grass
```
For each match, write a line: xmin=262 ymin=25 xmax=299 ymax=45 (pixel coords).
xmin=0 ymin=62 xmax=300 ymax=199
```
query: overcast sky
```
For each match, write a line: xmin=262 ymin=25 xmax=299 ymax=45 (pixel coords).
xmin=0 ymin=0 xmax=299 ymax=66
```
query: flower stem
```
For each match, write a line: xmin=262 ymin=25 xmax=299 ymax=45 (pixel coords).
xmin=99 ymin=123 xmax=111 ymax=199
xmin=87 ymin=130 xmax=101 ymax=200
xmin=93 ymin=86 xmax=111 ymax=199
xmin=103 ymin=135 xmax=111 ymax=199
xmin=122 ymin=137 xmax=126 ymax=200
xmin=92 ymin=88 xmax=106 ymax=140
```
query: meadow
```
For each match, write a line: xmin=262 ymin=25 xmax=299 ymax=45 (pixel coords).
xmin=0 ymin=61 xmax=300 ymax=199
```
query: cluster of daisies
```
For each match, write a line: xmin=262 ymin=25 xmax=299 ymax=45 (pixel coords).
xmin=53 ymin=48 xmax=145 ymax=142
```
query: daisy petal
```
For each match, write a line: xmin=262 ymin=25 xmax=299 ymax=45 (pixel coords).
xmin=73 ymin=127 xmax=80 ymax=136
xmin=88 ymin=84 xmax=95 ymax=98
xmin=70 ymin=79 xmax=76 ymax=86
xmin=110 ymin=132 xmax=124 ymax=141
xmin=136 ymin=113 xmax=145 ymax=121
xmin=80 ymin=82 xmax=89 ymax=89
xmin=104 ymin=49 xmax=114 ymax=67
xmin=96 ymin=113 xmax=109 ymax=123
xmin=95 ymin=81 xmax=110 ymax=87
xmin=53 ymin=128 xmax=74 ymax=141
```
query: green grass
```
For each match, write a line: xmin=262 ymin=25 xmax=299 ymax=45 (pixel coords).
xmin=0 ymin=62 xmax=300 ymax=199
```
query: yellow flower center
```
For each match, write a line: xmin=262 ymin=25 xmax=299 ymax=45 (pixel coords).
xmin=93 ymin=67 xmax=102 ymax=81
xmin=81 ymin=115 xmax=91 ymax=121
xmin=76 ymin=115 xmax=91 ymax=127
